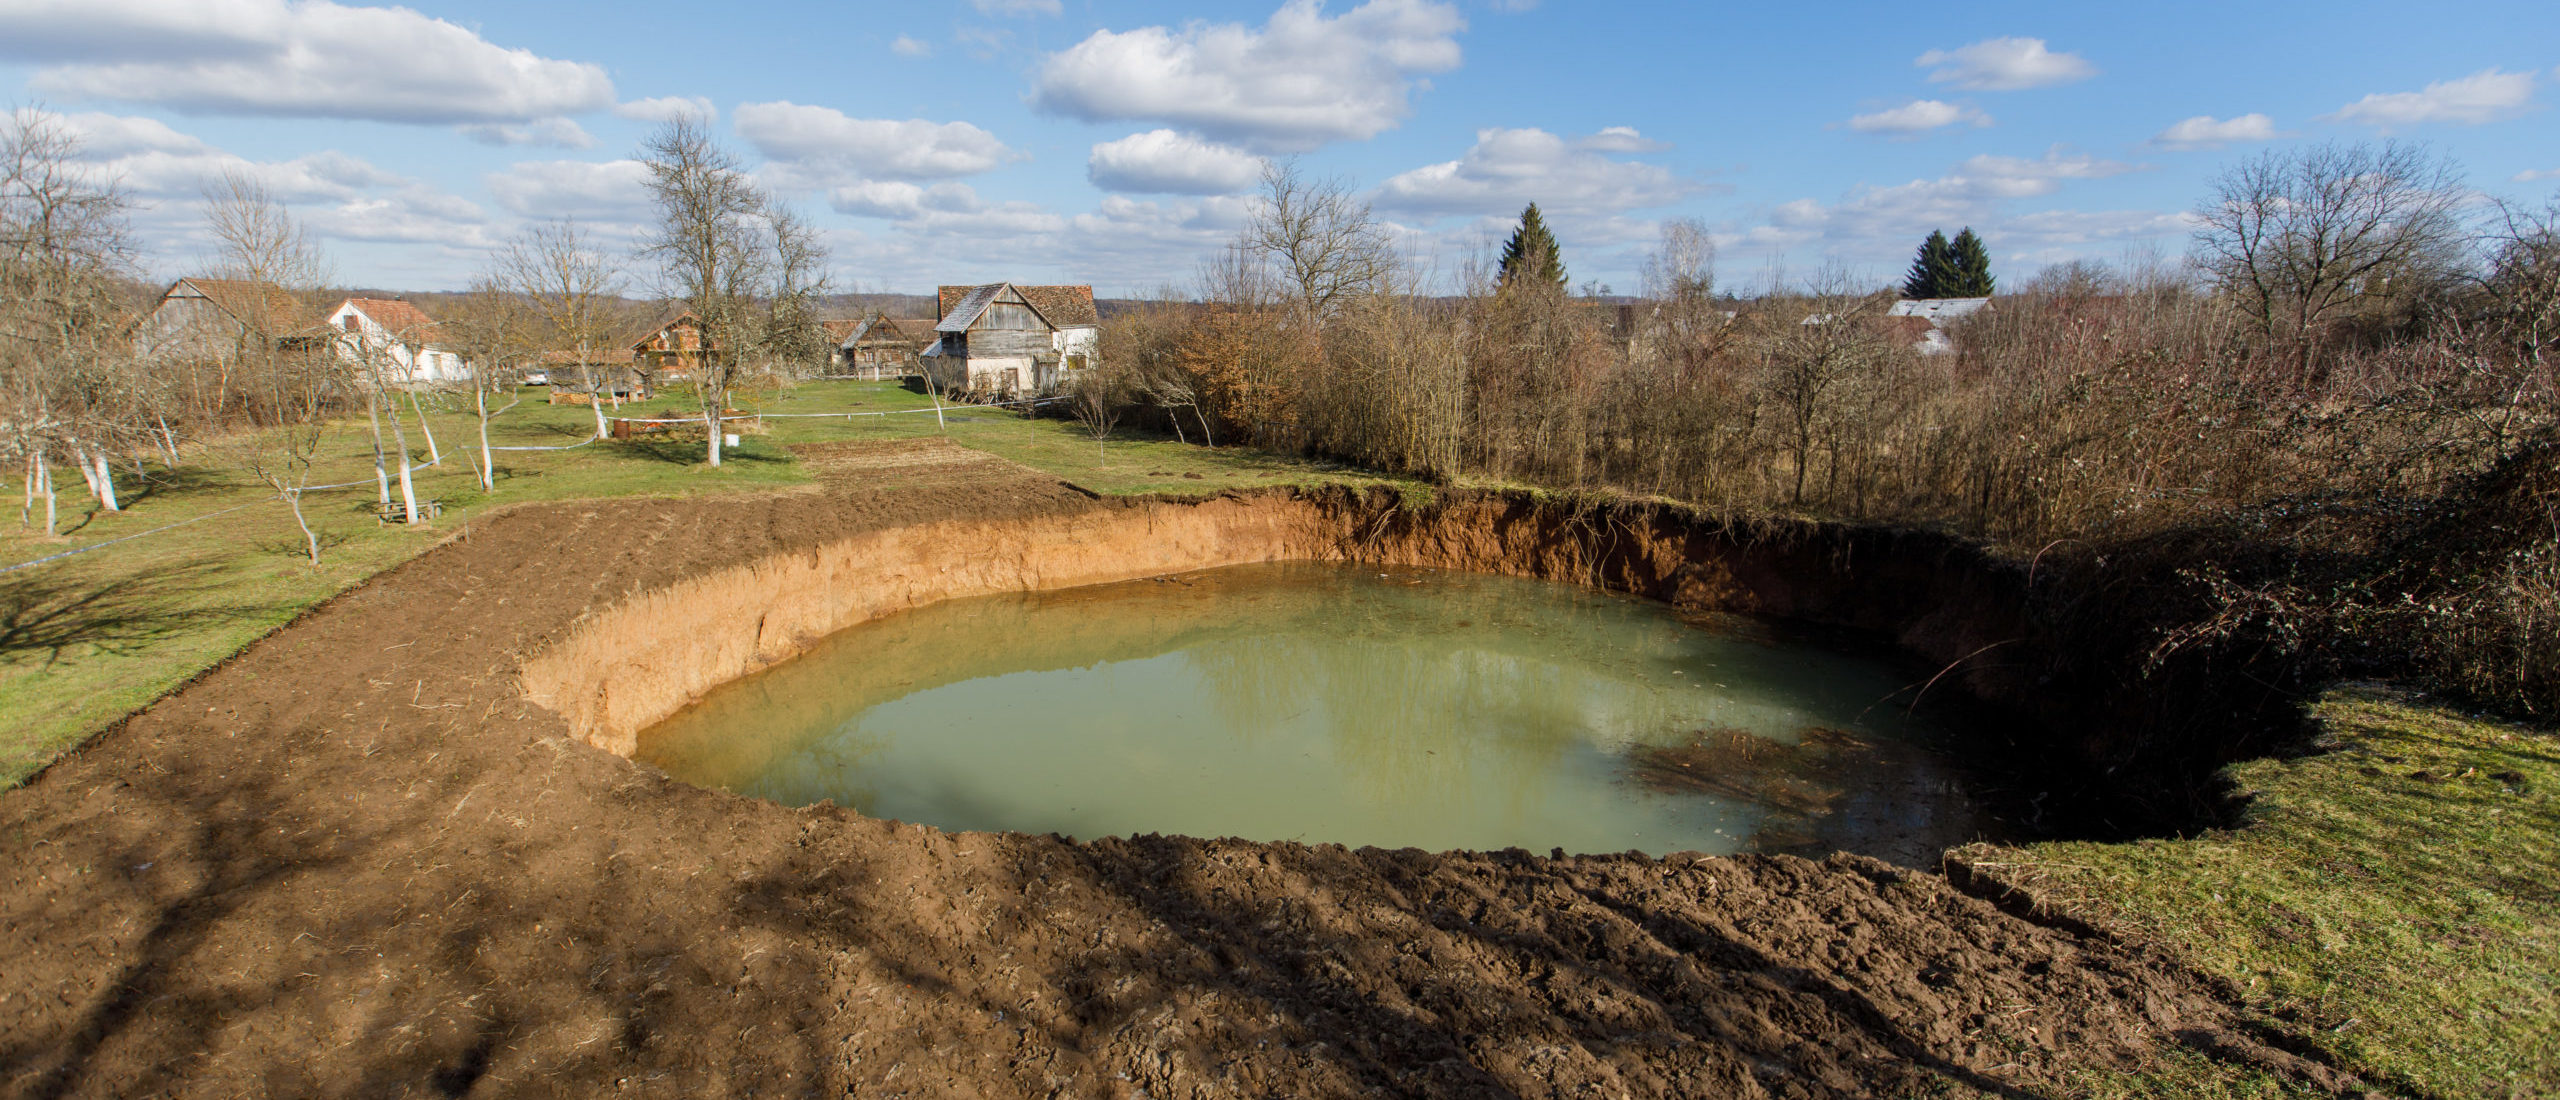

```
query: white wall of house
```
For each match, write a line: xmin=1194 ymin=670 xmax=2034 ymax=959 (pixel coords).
xmin=328 ymin=302 xmax=471 ymax=386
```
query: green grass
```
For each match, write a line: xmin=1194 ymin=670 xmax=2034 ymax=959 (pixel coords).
xmin=0 ymin=380 xmax=1414 ymax=787
xmin=1957 ymin=686 xmax=2560 ymax=1098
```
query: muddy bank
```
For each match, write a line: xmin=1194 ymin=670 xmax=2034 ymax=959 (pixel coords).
xmin=0 ymin=441 xmax=2356 ymax=1097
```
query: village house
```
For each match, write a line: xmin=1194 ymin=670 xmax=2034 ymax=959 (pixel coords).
xmin=920 ymin=283 xmax=1100 ymax=397
xmin=631 ymin=308 xmax=709 ymax=385
xmin=133 ymin=277 xmax=322 ymax=362
xmin=325 ymin=297 xmax=469 ymax=385
xmin=829 ymin=314 xmax=934 ymax=379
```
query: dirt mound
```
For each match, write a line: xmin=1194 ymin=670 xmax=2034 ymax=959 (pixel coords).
xmin=0 ymin=443 xmax=2360 ymax=1097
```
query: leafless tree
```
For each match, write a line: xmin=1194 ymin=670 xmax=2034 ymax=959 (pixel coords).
xmin=1762 ymin=275 xmax=1896 ymax=505
xmin=1067 ymin=359 xmax=1129 ymax=462
xmin=1242 ymin=160 xmax=1393 ymax=328
xmin=757 ymin=201 xmax=833 ymax=378
xmin=638 ymin=114 xmax=768 ymax=467
xmin=1 ymin=107 xmax=146 ymax=533
xmin=496 ymin=218 xmax=625 ymax=441
xmin=2192 ymin=141 xmax=2467 ymax=382
xmin=444 ymin=276 xmax=539 ymax=491
xmin=201 ymin=168 xmax=338 ymax=543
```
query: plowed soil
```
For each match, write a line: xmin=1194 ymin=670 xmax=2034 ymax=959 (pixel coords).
xmin=1 ymin=440 xmax=2360 ymax=1098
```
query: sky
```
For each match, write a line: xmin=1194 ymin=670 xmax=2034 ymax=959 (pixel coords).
xmin=2 ymin=0 xmax=2554 ymax=298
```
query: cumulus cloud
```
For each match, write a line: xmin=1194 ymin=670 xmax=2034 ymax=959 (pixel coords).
xmin=483 ymin=158 xmax=656 ymax=219
xmin=9 ymin=0 xmax=615 ymax=124
xmin=460 ymin=118 xmax=597 ymax=149
xmin=2516 ymin=167 xmax=2560 ymax=183
xmin=827 ymin=181 xmax=1065 ymax=237
xmin=1032 ymin=0 xmax=1465 ymax=152
xmin=1916 ymin=37 xmax=2095 ymax=91
xmin=1371 ymin=127 xmax=1695 ymax=220
xmin=2150 ymin=113 xmax=2279 ymax=150
xmin=1846 ymin=100 xmax=1991 ymax=135
xmin=1087 ymin=130 xmax=1265 ymax=195
xmin=734 ymin=101 xmax=1019 ymax=186
xmin=45 ymin=109 xmax=399 ymax=200
xmin=1733 ymin=146 xmax=2168 ymax=271
xmin=2326 ymin=68 xmax=2539 ymax=129
xmin=613 ymin=96 xmax=716 ymax=124
xmin=891 ymin=35 xmax=933 ymax=58
xmin=971 ymin=0 xmax=1061 ymax=14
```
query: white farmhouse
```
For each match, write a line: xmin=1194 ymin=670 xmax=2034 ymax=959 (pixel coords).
xmin=921 ymin=283 xmax=1100 ymax=396
xmin=327 ymin=297 xmax=470 ymax=385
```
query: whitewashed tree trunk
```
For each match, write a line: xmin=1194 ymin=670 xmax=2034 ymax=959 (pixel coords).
xmin=387 ymin=405 xmax=422 ymax=525
xmin=91 ymin=448 xmax=118 ymax=512
xmin=409 ymin=390 xmax=442 ymax=466
xmin=37 ymin=450 xmax=56 ymax=537
xmin=366 ymin=385 xmax=392 ymax=506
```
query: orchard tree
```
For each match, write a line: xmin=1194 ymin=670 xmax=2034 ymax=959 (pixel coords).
xmin=638 ymin=114 xmax=766 ymax=468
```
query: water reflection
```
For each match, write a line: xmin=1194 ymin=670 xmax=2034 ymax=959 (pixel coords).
xmin=636 ymin=563 xmax=2000 ymax=860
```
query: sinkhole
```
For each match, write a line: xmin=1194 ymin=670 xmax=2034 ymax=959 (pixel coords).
xmin=633 ymin=562 xmax=2004 ymax=862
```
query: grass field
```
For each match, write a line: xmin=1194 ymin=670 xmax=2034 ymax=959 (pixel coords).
xmin=0 ymin=379 xmax=1416 ymax=787
xmin=1960 ymin=686 xmax=2560 ymax=1099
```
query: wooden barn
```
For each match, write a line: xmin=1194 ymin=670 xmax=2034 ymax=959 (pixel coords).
xmin=631 ymin=308 xmax=711 ymax=384
xmin=133 ymin=277 xmax=322 ymax=363
xmin=920 ymin=283 xmax=1100 ymax=397
xmin=829 ymin=314 xmax=934 ymax=379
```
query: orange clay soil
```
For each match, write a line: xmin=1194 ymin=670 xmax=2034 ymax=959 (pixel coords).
xmin=0 ymin=440 xmax=2361 ymax=1098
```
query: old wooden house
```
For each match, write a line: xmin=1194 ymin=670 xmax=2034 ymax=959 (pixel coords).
xmin=631 ymin=308 xmax=710 ymax=384
xmin=921 ymin=283 xmax=1099 ymax=396
xmin=829 ymin=314 xmax=933 ymax=379
xmin=133 ymin=277 xmax=322 ymax=363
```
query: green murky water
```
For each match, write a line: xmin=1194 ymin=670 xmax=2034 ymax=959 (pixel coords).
xmin=636 ymin=563 xmax=1998 ymax=861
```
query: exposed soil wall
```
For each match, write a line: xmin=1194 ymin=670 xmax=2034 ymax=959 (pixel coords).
xmin=528 ymin=488 xmax=2038 ymax=762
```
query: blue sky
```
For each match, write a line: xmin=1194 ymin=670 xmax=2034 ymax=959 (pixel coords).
xmin=3 ymin=0 xmax=2553 ymax=296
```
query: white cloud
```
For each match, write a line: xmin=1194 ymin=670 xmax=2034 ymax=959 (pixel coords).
xmin=613 ymin=96 xmax=716 ymax=124
xmin=2150 ymin=113 xmax=2279 ymax=150
xmin=891 ymin=35 xmax=933 ymax=58
xmin=827 ymin=181 xmax=1065 ymax=237
xmin=1916 ymin=37 xmax=2095 ymax=91
xmin=1032 ymin=0 xmax=1465 ymax=152
xmin=1736 ymin=147 xmax=2153 ymax=264
xmin=11 ymin=0 xmax=615 ymax=124
xmin=2517 ymin=168 xmax=2560 ymax=183
xmin=734 ymin=101 xmax=1019 ymax=186
xmin=483 ymin=158 xmax=655 ymax=219
xmin=1847 ymin=100 xmax=1991 ymax=135
xmin=1371 ymin=126 xmax=1695 ymax=219
xmin=2326 ymin=68 xmax=2539 ymax=130
xmin=971 ymin=0 xmax=1061 ymax=14
xmin=1087 ymin=130 xmax=1265 ymax=195
xmin=45 ymin=109 xmax=399 ymax=200
xmin=460 ymin=118 xmax=597 ymax=149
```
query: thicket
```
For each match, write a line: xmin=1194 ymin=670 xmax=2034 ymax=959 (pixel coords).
xmin=1093 ymin=147 xmax=2560 ymax=749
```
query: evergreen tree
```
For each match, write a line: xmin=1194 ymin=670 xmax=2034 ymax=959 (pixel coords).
xmin=1498 ymin=203 xmax=1567 ymax=290
xmin=1901 ymin=229 xmax=1955 ymax=298
xmin=1946 ymin=227 xmax=1995 ymax=297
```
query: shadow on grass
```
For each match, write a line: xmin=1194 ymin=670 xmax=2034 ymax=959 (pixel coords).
xmin=0 ymin=560 xmax=274 ymax=669
xmin=611 ymin=437 xmax=792 ymax=468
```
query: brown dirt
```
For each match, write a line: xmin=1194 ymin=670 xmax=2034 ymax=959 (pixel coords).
xmin=0 ymin=440 xmax=2362 ymax=1098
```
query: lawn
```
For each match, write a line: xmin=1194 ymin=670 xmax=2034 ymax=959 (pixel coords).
xmin=1955 ymin=686 xmax=2560 ymax=1099
xmin=0 ymin=379 xmax=1414 ymax=787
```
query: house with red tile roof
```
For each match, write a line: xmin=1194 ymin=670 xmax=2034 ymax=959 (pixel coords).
xmin=327 ymin=297 xmax=469 ymax=384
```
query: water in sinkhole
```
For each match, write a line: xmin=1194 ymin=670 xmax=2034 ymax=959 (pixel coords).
xmin=635 ymin=562 xmax=2001 ymax=862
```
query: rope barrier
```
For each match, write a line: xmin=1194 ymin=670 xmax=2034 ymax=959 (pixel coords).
xmin=0 ymin=459 xmax=435 ymax=576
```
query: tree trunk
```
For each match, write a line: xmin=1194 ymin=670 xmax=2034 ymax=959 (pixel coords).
xmin=286 ymin=488 xmax=320 ymax=566
xmin=409 ymin=390 xmax=442 ymax=466
xmin=366 ymin=385 xmax=392 ymax=506
xmin=155 ymin=414 xmax=182 ymax=466
xmin=387 ymin=407 xmax=422 ymax=525
xmin=38 ymin=450 xmax=57 ymax=537
xmin=476 ymin=386 xmax=496 ymax=492
xmin=92 ymin=448 xmax=119 ymax=512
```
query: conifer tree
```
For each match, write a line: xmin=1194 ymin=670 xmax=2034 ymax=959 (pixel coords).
xmin=1498 ymin=203 xmax=1567 ymax=290
xmin=1946 ymin=227 xmax=1995 ymax=297
xmin=1901 ymin=229 xmax=1955 ymax=298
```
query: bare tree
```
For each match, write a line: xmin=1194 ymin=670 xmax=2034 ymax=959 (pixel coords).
xmin=444 ymin=276 xmax=538 ymax=491
xmin=1242 ymin=160 xmax=1393 ymax=329
xmin=200 ymin=169 xmax=338 ymax=541
xmin=1 ymin=107 xmax=146 ymax=534
xmin=496 ymin=218 xmax=624 ymax=441
xmin=2192 ymin=141 xmax=2467 ymax=381
xmin=637 ymin=114 xmax=767 ymax=467
xmin=757 ymin=201 xmax=833 ymax=378
xmin=1762 ymin=276 xmax=1896 ymax=506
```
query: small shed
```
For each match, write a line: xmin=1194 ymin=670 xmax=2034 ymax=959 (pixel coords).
xmin=829 ymin=315 xmax=933 ymax=379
